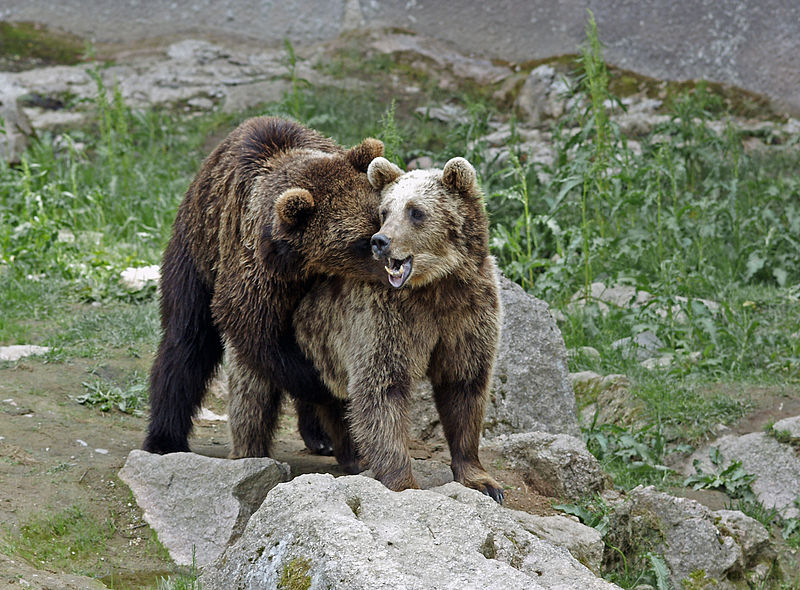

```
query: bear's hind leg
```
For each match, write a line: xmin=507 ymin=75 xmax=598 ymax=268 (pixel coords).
xmin=314 ymin=399 xmax=361 ymax=474
xmin=227 ymin=355 xmax=283 ymax=458
xmin=295 ymin=399 xmax=334 ymax=456
xmin=144 ymin=240 xmax=222 ymax=454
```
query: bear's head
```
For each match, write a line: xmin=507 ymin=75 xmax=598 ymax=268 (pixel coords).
xmin=268 ymin=138 xmax=387 ymax=283
xmin=366 ymin=156 xmax=489 ymax=289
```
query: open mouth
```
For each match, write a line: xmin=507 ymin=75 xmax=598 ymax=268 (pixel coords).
xmin=384 ymin=256 xmax=412 ymax=288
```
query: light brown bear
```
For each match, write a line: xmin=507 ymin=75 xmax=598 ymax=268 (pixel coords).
xmin=144 ymin=117 xmax=384 ymax=473
xmin=292 ymin=156 xmax=504 ymax=502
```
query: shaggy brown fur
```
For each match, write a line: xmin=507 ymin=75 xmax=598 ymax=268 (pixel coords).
xmin=293 ymin=157 xmax=504 ymax=502
xmin=144 ymin=117 xmax=384 ymax=463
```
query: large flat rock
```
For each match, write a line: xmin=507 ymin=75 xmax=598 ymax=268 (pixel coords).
xmin=199 ymin=473 xmax=620 ymax=590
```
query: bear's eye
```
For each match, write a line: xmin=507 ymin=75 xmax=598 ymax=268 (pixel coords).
xmin=409 ymin=207 xmax=426 ymax=223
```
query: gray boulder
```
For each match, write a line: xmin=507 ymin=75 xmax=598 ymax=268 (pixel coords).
xmin=514 ymin=65 xmax=569 ymax=124
xmin=773 ymin=415 xmax=800 ymax=442
xmin=0 ymin=76 xmax=33 ymax=163
xmin=200 ymin=473 xmax=621 ymax=590
xmin=409 ymin=276 xmax=579 ymax=442
xmin=487 ymin=276 xmax=578 ymax=437
xmin=606 ymin=486 xmax=775 ymax=589
xmin=685 ymin=433 xmax=800 ymax=518
xmin=483 ymin=432 xmax=608 ymax=501
xmin=118 ymin=450 xmax=290 ymax=566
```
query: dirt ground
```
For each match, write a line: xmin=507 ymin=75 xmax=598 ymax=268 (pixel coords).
xmin=0 ymin=353 xmax=556 ymax=588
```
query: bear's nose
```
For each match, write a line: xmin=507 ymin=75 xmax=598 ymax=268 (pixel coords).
xmin=371 ymin=233 xmax=391 ymax=258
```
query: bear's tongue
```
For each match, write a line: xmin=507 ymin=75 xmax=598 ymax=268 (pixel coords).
xmin=385 ymin=256 xmax=412 ymax=288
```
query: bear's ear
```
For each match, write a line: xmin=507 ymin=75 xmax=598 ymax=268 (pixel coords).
xmin=442 ymin=157 xmax=479 ymax=199
xmin=367 ymin=157 xmax=404 ymax=190
xmin=347 ymin=138 xmax=385 ymax=172
xmin=274 ymin=188 xmax=315 ymax=228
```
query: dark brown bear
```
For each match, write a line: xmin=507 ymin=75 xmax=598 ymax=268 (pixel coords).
xmin=292 ymin=156 xmax=504 ymax=502
xmin=144 ymin=117 xmax=384 ymax=470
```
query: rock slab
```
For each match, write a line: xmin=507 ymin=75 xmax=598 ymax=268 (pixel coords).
xmin=118 ymin=450 xmax=290 ymax=566
xmin=199 ymin=474 xmax=621 ymax=590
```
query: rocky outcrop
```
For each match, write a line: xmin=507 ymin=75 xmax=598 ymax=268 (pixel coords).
xmin=605 ymin=486 xmax=775 ymax=589
xmin=4 ymin=1 xmax=800 ymax=115
xmin=199 ymin=474 xmax=621 ymax=590
xmin=118 ymin=450 xmax=291 ymax=566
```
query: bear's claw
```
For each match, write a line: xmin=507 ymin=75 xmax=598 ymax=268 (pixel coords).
xmin=481 ymin=483 xmax=505 ymax=505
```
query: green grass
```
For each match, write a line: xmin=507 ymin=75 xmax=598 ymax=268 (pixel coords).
xmin=1 ymin=504 xmax=114 ymax=574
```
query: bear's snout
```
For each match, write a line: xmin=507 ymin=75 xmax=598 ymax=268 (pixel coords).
xmin=371 ymin=233 xmax=391 ymax=259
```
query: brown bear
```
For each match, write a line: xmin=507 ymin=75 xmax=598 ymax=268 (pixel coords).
xmin=291 ymin=156 xmax=505 ymax=502
xmin=144 ymin=116 xmax=384 ymax=470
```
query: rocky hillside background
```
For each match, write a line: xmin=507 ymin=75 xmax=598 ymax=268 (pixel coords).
xmin=1 ymin=13 xmax=799 ymax=590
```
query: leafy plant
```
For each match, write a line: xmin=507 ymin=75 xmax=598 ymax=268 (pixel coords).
xmin=378 ymin=99 xmax=403 ymax=166
xmin=554 ymin=497 xmax=610 ymax=536
xmin=647 ymin=552 xmax=672 ymax=590
xmin=71 ymin=375 xmax=148 ymax=415
xmin=584 ymin=422 xmax=673 ymax=488
xmin=683 ymin=448 xmax=756 ymax=501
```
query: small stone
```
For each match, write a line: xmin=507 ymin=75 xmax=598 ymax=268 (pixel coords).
xmin=407 ymin=156 xmax=434 ymax=170
xmin=568 ymin=346 xmax=601 ymax=361
xmin=612 ymin=330 xmax=664 ymax=361
xmin=57 ymin=229 xmax=76 ymax=243
xmin=187 ymin=96 xmax=215 ymax=110
xmin=772 ymin=415 xmax=800 ymax=440
xmin=196 ymin=407 xmax=228 ymax=422
xmin=640 ymin=354 xmax=673 ymax=370
xmin=120 ymin=264 xmax=160 ymax=291
xmin=0 ymin=345 xmax=51 ymax=362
